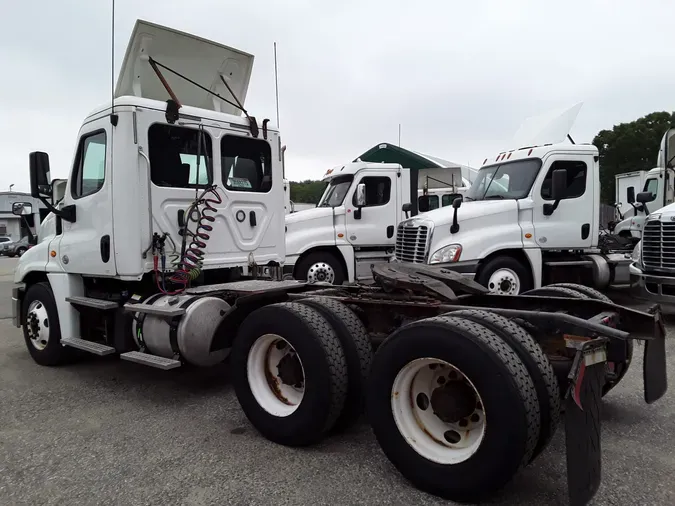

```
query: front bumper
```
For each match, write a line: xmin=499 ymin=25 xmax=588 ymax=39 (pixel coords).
xmin=630 ymin=262 xmax=675 ymax=304
xmin=425 ymin=259 xmax=479 ymax=277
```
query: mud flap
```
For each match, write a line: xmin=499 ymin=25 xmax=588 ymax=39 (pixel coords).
xmin=644 ymin=306 xmax=668 ymax=404
xmin=564 ymin=337 xmax=607 ymax=506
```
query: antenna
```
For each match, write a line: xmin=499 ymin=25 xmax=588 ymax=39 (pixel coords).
xmin=111 ymin=0 xmax=115 ymax=121
xmin=274 ymin=42 xmax=280 ymax=128
xmin=398 ymin=124 xmax=401 ymax=146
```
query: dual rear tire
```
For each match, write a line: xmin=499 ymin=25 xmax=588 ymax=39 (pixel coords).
xmin=232 ymin=299 xmax=560 ymax=502
xmin=230 ymin=298 xmax=373 ymax=446
xmin=367 ymin=311 xmax=558 ymax=502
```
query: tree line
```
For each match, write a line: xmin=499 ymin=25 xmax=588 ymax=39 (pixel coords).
xmin=289 ymin=111 xmax=675 ymax=205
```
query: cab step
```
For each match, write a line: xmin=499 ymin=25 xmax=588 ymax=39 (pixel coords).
xmin=66 ymin=296 xmax=118 ymax=311
xmin=61 ymin=337 xmax=116 ymax=356
xmin=120 ymin=351 xmax=181 ymax=370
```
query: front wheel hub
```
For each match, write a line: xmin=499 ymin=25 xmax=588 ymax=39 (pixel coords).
xmin=26 ymin=300 xmax=50 ymax=351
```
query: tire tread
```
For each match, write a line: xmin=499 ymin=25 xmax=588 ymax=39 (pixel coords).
xmin=450 ymin=309 xmax=560 ymax=462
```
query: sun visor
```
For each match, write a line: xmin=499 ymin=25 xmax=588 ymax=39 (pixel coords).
xmin=115 ymin=20 xmax=254 ymax=115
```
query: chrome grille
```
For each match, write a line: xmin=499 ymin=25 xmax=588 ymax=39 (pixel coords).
xmin=642 ymin=219 xmax=675 ymax=270
xmin=395 ymin=222 xmax=430 ymax=263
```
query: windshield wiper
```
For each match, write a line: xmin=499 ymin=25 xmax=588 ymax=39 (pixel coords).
xmin=484 ymin=195 xmax=505 ymax=199
xmin=463 ymin=196 xmax=475 ymax=201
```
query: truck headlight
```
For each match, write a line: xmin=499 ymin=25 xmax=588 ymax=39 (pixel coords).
xmin=631 ymin=240 xmax=642 ymax=264
xmin=429 ymin=244 xmax=462 ymax=264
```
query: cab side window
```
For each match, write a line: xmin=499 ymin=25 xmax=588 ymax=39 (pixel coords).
xmin=541 ymin=160 xmax=587 ymax=200
xmin=221 ymin=135 xmax=272 ymax=193
xmin=149 ymin=124 xmax=212 ymax=188
xmin=353 ymin=176 xmax=391 ymax=207
xmin=72 ymin=131 xmax=107 ymax=199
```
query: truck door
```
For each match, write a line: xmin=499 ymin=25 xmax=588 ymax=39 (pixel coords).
xmin=57 ymin=118 xmax=116 ymax=276
xmin=531 ymin=154 xmax=595 ymax=249
xmin=345 ymin=170 xmax=397 ymax=247
xmin=139 ymin=117 xmax=283 ymax=270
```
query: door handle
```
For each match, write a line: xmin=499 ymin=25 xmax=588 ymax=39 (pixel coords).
xmin=250 ymin=211 xmax=257 ymax=227
xmin=100 ymin=235 xmax=110 ymax=263
xmin=387 ymin=225 xmax=394 ymax=238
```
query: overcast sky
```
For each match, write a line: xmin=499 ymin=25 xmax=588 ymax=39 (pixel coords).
xmin=1 ymin=0 xmax=674 ymax=191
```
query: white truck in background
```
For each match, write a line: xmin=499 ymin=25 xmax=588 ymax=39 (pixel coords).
xmin=392 ymin=105 xmax=641 ymax=295
xmin=612 ymin=166 xmax=674 ymax=239
xmin=630 ymin=128 xmax=675 ymax=303
xmin=614 ymin=170 xmax=646 ymax=218
xmin=283 ymin=162 xmax=468 ymax=284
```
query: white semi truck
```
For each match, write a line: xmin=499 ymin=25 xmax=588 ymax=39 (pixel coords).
xmin=391 ymin=107 xmax=653 ymax=295
xmin=284 ymin=162 xmax=467 ymax=284
xmin=629 ymin=128 xmax=675 ymax=304
xmin=612 ymin=165 xmax=675 ymax=239
xmin=614 ymin=170 xmax=647 ymax=219
xmin=10 ymin=20 xmax=667 ymax=506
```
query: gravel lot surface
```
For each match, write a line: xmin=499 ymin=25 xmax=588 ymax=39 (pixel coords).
xmin=0 ymin=257 xmax=673 ymax=505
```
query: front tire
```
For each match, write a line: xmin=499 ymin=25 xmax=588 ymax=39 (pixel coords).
xmin=367 ymin=316 xmax=540 ymax=502
xmin=22 ymin=282 xmax=73 ymax=366
xmin=231 ymin=302 xmax=348 ymax=446
xmin=476 ymin=256 xmax=532 ymax=295
xmin=295 ymin=251 xmax=346 ymax=285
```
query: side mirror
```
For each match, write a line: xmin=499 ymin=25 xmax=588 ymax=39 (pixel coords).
xmin=627 ymin=186 xmax=635 ymax=204
xmin=636 ymin=191 xmax=655 ymax=204
xmin=452 ymin=197 xmax=462 ymax=209
xmin=543 ymin=168 xmax=567 ymax=216
xmin=550 ymin=168 xmax=567 ymax=202
xmin=418 ymin=195 xmax=430 ymax=213
xmin=355 ymin=183 xmax=366 ymax=207
xmin=402 ymin=202 xmax=412 ymax=219
xmin=12 ymin=202 xmax=33 ymax=216
xmin=29 ymin=151 xmax=52 ymax=198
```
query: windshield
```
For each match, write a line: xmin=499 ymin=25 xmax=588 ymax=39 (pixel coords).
xmin=464 ymin=158 xmax=542 ymax=201
xmin=318 ymin=175 xmax=354 ymax=207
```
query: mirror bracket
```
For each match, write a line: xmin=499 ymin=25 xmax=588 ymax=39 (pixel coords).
xmin=543 ymin=201 xmax=560 ymax=216
xmin=37 ymin=195 xmax=76 ymax=223
xmin=450 ymin=197 xmax=461 ymax=234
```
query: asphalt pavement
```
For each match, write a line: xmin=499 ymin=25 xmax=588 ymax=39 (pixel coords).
xmin=0 ymin=257 xmax=674 ymax=505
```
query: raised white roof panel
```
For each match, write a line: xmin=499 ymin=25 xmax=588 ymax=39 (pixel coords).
xmin=115 ymin=20 xmax=254 ymax=115
xmin=511 ymin=102 xmax=583 ymax=149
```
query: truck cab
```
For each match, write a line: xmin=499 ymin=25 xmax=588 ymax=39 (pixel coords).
xmin=612 ymin=166 xmax=674 ymax=239
xmin=284 ymin=162 xmax=411 ymax=284
xmin=630 ymin=127 xmax=675 ymax=304
xmin=12 ymin=20 xmax=285 ymax=369
xmin=394 ymin=139 xmax=639 ymax=294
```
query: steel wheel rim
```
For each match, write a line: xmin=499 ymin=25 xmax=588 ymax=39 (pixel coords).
xmin=307 ymin=262 xmax=335 ymax=284
xmin=26 ymin=300 xmax=50 ymax=351
xmin=487 ymin=268 xmax=520 ymax=295
xmin=247 ymin=333 xmax=305 ymax=417
xmin=391 ymin=358 xmax=486 ymax=465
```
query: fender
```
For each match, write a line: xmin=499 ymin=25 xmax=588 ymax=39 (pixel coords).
xmin=523 ymin=248 xmax=542 ymax=289
xmin=47 ymin=272 xmax=85 ymax=343
xmin=337 ymin=244 xmax=355 ymax=282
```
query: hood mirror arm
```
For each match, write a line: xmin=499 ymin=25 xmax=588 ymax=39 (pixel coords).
xmin=450 ymin=197 xmax=462 ymax=234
